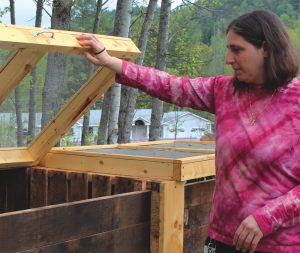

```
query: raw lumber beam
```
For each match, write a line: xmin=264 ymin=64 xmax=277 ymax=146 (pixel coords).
xmin=39 ymin=150 xmax=176 ymax=180
xmin=0 ymin=49 xmax=45 ymax=105
xmin=178 ymin=156 xmax=216 ymax=180
xmin=0 ymin=148 xmax=34 ymax=169
xmin=0 ymin=24 xmax=140 ymax=60
xmin=151 ymin=181 xmax=185 ymax=253
xmin=28 ymin=67 xmax=115 ymax=162
xmin=0 ymin=191 xmax=150 ymax=253
xmin=40 ymin=149 xmax=215 ymax=181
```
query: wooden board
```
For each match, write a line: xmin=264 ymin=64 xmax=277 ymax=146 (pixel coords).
xmin=0 ymin=24 xmax=140 ymax=60
xmin=40 ymin=148 xmax=215 ymax=181
xmin=68 ymin=172 xmax=88 ymax=201
xmin=0 ymin=168 xmax=28 ymax=213
xmin=0 ymin=49 xmax=45 ymax=105
xmin=0 ymin=191 xmax=150 ymax=253
xmin=19 ymin=223 xmax=149 ymax=253
xmin=30 ymin=167 xmax=48 ymax=208
xmin=151 ymin=181 xmax=185 ymax=253
xmin=184 ymin=180 xmax=215 ymax=253
xmin=39 ymin=151 xmax=177 ymax=180
xmin=6 ymin=168 xmax=28 ymax=212
xmin=28 ymin=67 xmax=116 ymax=162
xmin=0 ymin=148 xmax=34 ymax=169
xmin=91 ymin=174 xmax=112 ymax=197
xmin=47 ymin=170 xmax=68 ymax=205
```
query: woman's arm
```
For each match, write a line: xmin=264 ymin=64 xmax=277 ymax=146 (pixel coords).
xmin=234 ymin=182 xmax=300 ymax=253
xmin=76 ymin=33 xmax=220 ymax=113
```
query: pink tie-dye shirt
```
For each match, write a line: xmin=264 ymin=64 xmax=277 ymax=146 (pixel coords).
xmin=117 ymin=61 xmax=300 ymax=253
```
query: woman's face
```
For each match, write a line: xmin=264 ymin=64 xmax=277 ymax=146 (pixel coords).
xmin=226 ymin=30 xmax=267 ymax=87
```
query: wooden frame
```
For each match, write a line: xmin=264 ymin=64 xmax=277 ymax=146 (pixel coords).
xmin=40 ymin=140 xmax=215 ymax=181
xmin=0 ymin=24 xmax=140 ymax=168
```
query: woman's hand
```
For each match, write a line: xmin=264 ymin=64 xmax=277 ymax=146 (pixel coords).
xmin=233 ymin=215 xmax=263 ymax=253
xmin=76 ymin=34 xmax=122 ymax=74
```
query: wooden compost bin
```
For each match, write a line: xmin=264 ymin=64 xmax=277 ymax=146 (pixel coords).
xmin=0 ymin=141 xmax=216 ymax=253
xmin=0 ymin=24 xmax=216 ymax=253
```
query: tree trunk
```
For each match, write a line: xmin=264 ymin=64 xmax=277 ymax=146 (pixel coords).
xmin=118 ymin=0 xmax=158 ymax=144
xmin=149 ymin=0 xmax=171 ymax=141
xmin=81 ymin=0 xmax=103 ymax=146
xmin=97 ymin=90 xmax=111 ymax=144
xmin=104 ymin=0 xmax=132 ymax=144
xmin=9 ymin=0 xmax=24 ymax=146
xmin=28 ymin=0 xmax=44 ymax=143
xmin=41 ymin=0 xmax=72 ymax=144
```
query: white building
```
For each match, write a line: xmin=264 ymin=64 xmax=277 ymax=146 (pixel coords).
xmin=0 ymin=110 xmax=213 ymax=146
xmin=69 ymin=109 xmax=212 ymax=144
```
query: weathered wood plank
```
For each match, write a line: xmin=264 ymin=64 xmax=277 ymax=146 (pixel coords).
xmin=0 ymin=49 xmax=45 ymax=105
xmin=29 ymin=67 xmax=116 ymax=163
xmin=0 ymin=24 xmax=140 ymax=60
xmin=0 ymin=170 xmax=7 ymax=213
xmin=113 ymin=177 xmax=146 ymax=194
xmin=91 ymin=174 xmax=112 ymax=197
xmin=30 ymin=167 xmax=48 ymax=208
xmin=183 ymin=180 xmax=215 ymax=253
xmin=6 ymin=168 xmax=28 ymax=212
xmin=47 ymin=170 xmax=67 ymax=205
xmin=68 ymin=172 xmax=88 ymax=202
xmin=184 ymin=180 xmax=215 ymax=207
xmin=0 ymin=191 xmax=150 ymax=253
xmin=18 ymin=223 xmax=150 ymax=253
xmin=184 ymin=225 xmax=208 ymax=253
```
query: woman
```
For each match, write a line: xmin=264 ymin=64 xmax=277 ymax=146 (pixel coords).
xmin=77 ymin=10 xmax=300 ymax=253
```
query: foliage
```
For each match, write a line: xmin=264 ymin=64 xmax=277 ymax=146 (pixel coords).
xmin=0 ymin=115 xmax=17 ymax=147
xmin=0 ymin=6 xmax=9 ymax=22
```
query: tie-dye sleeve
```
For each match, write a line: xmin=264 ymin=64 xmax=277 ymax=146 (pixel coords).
xmin=252 ymin=185 xmax=300 ymax=236
xmin=116 ymin=60 xmax=217 ymax=113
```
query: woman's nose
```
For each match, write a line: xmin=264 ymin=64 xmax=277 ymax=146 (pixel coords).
xmin=226 ymin=51 xmax=235 ymax=64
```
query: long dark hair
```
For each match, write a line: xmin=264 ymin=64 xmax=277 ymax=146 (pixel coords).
xmin=227 ymin=10 xmax=299 ymax=91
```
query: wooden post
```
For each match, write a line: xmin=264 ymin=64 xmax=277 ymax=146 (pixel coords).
xmin=151 ymin=180 xmax=185 ymax=253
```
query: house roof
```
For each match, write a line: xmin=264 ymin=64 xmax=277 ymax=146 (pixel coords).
xmin=162 ymin=111 xmax=211 ymax=124
xmin=80 ymin=109 xmax=212 ymax=127
xmin=0 ymin=109 xmax=212 ymax=128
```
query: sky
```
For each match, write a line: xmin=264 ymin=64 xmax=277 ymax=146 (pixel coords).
xmin=0 ymin=0 xmax=183 ymax=27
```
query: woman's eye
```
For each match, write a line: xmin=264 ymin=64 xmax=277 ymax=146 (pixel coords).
xmin=232 ymin=48 xmax=241 ymax=53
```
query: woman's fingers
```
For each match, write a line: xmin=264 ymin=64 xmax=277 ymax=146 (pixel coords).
xmin=76 ymin=34 xmax=104 ymax=53
xmin=76 ymin=33 xmax=110 ymax=66
xmin=234 ymin=224 xmax=247 ymax=250
xmin=249 ymin=235 xmax=261 ymax=253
